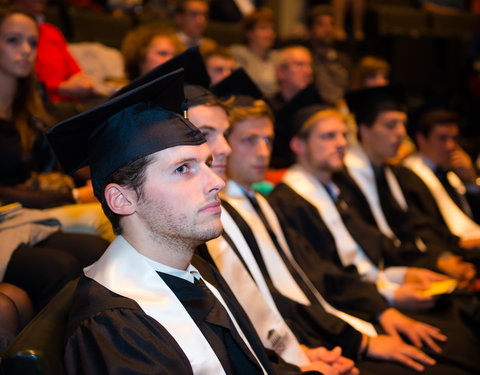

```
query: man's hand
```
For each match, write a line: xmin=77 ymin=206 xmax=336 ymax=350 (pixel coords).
xmin=368 ymin=335 xmax=436 ymax=372
xmin=305 ymin=346 xmax=358 ymax=374
xmin=459 ymin=237 xmax=480 ymax=250
xmin=379 ymin=308 xmax=446 ymax=353
xmin=393 ymin=284 xmax=436 ymax=311
xmin=58 ymin=72 xmax=94 ymax=98
xmin=449 ymin=147 xmax=477 ymax=185
xmin=404 ymin=267 xmax=451 ymax=287
xmin=436 ymin=255 xmax=476 ymax=288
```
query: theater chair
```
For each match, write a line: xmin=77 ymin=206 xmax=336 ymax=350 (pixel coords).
xmin=0 ymin=279 xmax=79 ymax=375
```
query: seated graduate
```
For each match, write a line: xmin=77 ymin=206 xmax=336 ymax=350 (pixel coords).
xmin=46 ymin=69 xmax=297 ymax=375
xmin=185 ymin=81 xmax=359 ymax=375
xmin=403 ymin=107 xmax=480 ymax=249
xmin=198 ymin=90 xmax=471 ymax=374
xmin=267 ymin=106 xmax=480 ymax=374
xmin=338 ymin=86 xmax=477 ymax=287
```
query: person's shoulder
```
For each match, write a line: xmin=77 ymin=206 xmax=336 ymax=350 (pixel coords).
xmin=66 ymin=275 xmax=141 ymax=333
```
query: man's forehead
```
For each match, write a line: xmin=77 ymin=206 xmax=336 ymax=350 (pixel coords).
xmin=235 ymin=116 xmax=273 ymax=131
xmin=376 ymin=110 xmax=407 ymax=121
xmin=312 ymin=116 xmax=346 ymax=133
xmin=431 ymin=122 xmax=459 ymax=135
xmin=150 ymin=143 xmax=210 ymax=165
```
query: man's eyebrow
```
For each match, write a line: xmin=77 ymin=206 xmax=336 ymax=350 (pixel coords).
xmin=170 ymin=157 xmax=198 ymax=166
xmin=198 ymin=125 xmax=216 ymax=131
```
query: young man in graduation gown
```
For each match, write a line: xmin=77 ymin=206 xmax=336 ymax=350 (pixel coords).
xmin=200 ymin=96 xmax=474 ymax=374
xmin=46 ymin=69 xmax=290 ymax=375
xmin=336 ymin=86 xmax=477 ymax=287
xmin=183 ymin=78 xmax=364 ymax=375
xmin=268 ymin=106 xmax=480 ymax=374
xmin=402 ymin=107 xmax=480 ymax=249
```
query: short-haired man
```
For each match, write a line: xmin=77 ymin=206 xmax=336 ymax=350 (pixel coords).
xmin=338 ymin=87 xmax=476 ymax=287
xmin=47 ymin=70 xmax=276 ymax=374
xmin=174 ymin=0 xmax=217 ymax=53
xmin=268 ymin=106 xmax=480 ymax=374
xmin=203 ymin=97 xmax=477 ymax=374
xmin=404 ymin=108 xmax=480 ymax=247
xmin=271 ymin=46 xmax=314 ymax=110
xmin=203 ymin=47 xmax=236 ymax=86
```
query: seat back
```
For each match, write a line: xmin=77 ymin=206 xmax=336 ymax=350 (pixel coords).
xmin=0 ymin=279 xmax=79 ymax=375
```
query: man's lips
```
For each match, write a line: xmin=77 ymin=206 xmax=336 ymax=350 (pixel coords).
xmin=200 ymin=201 xmax=221 ymax=213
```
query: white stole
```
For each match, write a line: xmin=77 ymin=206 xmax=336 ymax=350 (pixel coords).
xmin=345 ymin=145 xmax=401 ymax=240
xmin=403 ymin=154 xmax=480 ymax=240
xmin=207 ymin=211 xmax=311 ymax=367
xmin=345 ymin=145 xmax=426 ymax=252
xmin=85 ymin=235 xmax=266 ymax=375
xmin=222 ymin=181 xmax=377 ymax=337
xmin=282 ymin=166 xmax=379 ymax=282
xmin=222 ymin=182 xmax=310 ymax=306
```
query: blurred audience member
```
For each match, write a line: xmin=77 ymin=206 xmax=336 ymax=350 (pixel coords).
xmin=203 ymin=46 xmax=235 ymax=85
xmin=122 ymin=24 xmax=185 ymax=81
xmin=0 ymin=6 xmax=96 ymax=208
xmin=271 ymin=45 xmax=313 ymax=109
xmin=230 ymin=7 xmax=278 ymax=97
xmin=12 ymin=0 xmax=94 ymax=103
xmin=174 ymin=0 xmax=217 ymax=53
xmin=350 ymin=56 xmax=390 ymax=90
xmin=404 ymin=108 xmax=480 ymax=245
xmin=307 ymin=5 xmax=353 ymax=106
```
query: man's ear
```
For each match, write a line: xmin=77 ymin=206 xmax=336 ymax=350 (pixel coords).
xmin=290 ymin=136 xmax=306 ymax=156
xmin=358 ymin=123 xmax=368 ymax=141
xmin=104 ymin=183 xmax=136 ymax=215
xmin=415 ymin=132 xmax=426 ymax=149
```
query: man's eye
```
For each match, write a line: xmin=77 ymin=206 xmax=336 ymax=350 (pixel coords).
xmin=175 ymin=165 xmax=188 ymax=174
xmin=6 ymin=36 xmax=20 ymax=45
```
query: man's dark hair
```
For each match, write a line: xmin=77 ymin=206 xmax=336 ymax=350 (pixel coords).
xmin=414 ymin=108 xmax=460 ymax=138
xmin=356 ymin=101 xmax=407 ymax=129
xmin=100 ymin=154 xmax=154 ymax=235
xmin=306 ymin=5 xmax=333 ymax=29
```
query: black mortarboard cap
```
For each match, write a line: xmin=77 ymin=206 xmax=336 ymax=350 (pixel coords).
xmin=210 ymin=68 xmax=264 ymax=101
xmin=46 ymin=69 xmax=205 ymax=199
xmin=345 ymin=85 xmax=406 ymax=126
xmin=271 ymin=83 xmax=324 ymax=168
xmin=184 ymin=84 xmax=218 ymax=108
xmin=291 ymin=104 xmax=333 ymax=136
xmin=113 ymin=46 xmax=210 ymax=98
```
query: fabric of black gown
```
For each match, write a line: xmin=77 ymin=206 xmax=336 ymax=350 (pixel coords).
xmin=332 ymin=168 xmax=450 ymax=270
xmin=269 ymin=183 xmax=480 ymax=374
xmin=64 ymin=255 xmax=300 ymax=375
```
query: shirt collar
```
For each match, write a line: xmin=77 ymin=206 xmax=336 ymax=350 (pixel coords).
xmin=142 ymin=254 xmax=198 ymax=283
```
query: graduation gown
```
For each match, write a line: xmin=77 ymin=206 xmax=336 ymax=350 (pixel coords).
xmin=333 ymin=163 xmax=450 ymax=270
xmin=269 ymin=173 xmax=480 ymax=374
xmin=207 ymin=201 xmax=364 ymax=358
xmin=64 ymin=236 xmax=276 ymax=375
xmin=403 ymin=154 xmax=480 ymax=239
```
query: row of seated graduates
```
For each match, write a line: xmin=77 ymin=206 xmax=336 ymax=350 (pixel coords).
xmin=0 ymin=33 xmax=480 ymax=374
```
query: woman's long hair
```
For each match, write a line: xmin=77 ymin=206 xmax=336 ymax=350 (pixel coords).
xmin=0 ymin=7 xmax=54 ymax=162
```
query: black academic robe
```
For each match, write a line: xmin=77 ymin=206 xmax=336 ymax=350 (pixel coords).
xmin=269 ymin=183 xmax=480 ymax=374
xmin=390 ymin=166 xmax=480 ymax=264
xmin=64 ymin=256 xmax=286 ymax=375
xmin=202 ymin=200 xmax=364 ymax=360
xmin=332 ymin=168 xmax=450 ymax=270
